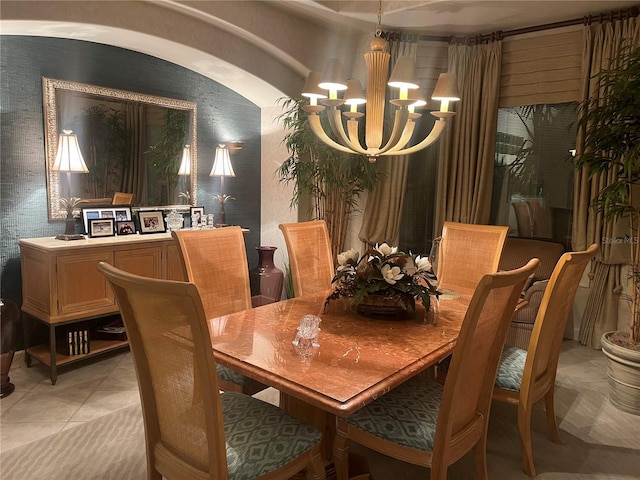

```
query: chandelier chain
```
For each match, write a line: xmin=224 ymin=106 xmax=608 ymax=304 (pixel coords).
xmin=375 ymin=0 xmax=383 ymax=37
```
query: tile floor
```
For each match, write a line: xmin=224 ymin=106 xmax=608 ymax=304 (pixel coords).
xmin=0 ymin=350 xmax=141 ymax=452
xmin=1 ymin=340 xmax=639 ymax=479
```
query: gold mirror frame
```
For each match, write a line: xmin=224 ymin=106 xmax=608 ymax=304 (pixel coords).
xmin=43 ymin=77 xmax=198 ymax=220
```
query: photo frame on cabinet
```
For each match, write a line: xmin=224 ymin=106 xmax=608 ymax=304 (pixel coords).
xmin=138 ymin=210 xmax=166 ymax=234
xmin=88 ymin=218 xmax=115 ymax=238
xmin=82 ymin=206 xmax=132 ymax=234
xmin=116 ymin=220 xmax=136 ymax=235
xmin=190 ymin=206 xmax=205 ymax=227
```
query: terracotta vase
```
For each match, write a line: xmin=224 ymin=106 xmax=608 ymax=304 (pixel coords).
xmin=250 ymin=246 xmax=284 ymax=307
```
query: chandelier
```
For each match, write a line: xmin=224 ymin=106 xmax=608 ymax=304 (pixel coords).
xmin=302 ymin=3 xmax=460 ymax=162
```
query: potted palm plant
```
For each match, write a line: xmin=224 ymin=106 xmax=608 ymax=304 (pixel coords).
xmin=575 ymin=45 xmax=640 ymax=415
xmin=276 ymin=97 xmax=378 ymax=256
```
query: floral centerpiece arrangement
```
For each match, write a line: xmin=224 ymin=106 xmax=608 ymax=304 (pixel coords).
xmin=325 ymin=243 xmax=440 ymax=315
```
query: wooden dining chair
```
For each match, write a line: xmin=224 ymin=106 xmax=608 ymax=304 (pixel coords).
xmin=112 ymin=191 xmax=134 ymax=205
xmin=493 ymin=244 xmax=598 ymax=477
xmin=279 ymin=220 xmax=334 ymax=297
xmin=333 ymin=259 xmax=540 ymax=480
xmin=172 ymin=227 xmax=267 ymax=395
xmin=98 ymin=262 xmax=326 ymax=480
xmin=436 ymin=221 xmax=509 ymax=292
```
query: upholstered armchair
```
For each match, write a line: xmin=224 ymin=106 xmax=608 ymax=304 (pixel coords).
xmin=499 ymin=238 xmax=566 ymax=349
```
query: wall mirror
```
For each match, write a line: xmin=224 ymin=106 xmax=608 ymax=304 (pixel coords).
xmin=43 ymin=77 xmax=197 ymax=220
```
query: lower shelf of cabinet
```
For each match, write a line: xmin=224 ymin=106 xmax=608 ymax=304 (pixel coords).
xmin=27 ymin=339 xmax=130 ymax=367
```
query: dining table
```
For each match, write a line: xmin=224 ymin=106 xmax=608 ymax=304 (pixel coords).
xmin=207 ymin=288 xmax=473 ymax=461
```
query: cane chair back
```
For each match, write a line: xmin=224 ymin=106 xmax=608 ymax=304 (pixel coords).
xmin=172 ymin=227 xmax=266 ymax=395
xmin=436 ymin=221 xmax=509 ymax=292
xmin=333 ymin=259 xmax=539 ymax=480
xmin=279 ymin=220 xmax=334 ymax=297
xmin=494 ymin=244 xmax=598 ymax=476
xmin=98 ymin=262 xmax=326 ymax=480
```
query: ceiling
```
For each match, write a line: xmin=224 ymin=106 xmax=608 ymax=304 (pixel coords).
xmin=276 ymin=1 xmax=640 ymax=36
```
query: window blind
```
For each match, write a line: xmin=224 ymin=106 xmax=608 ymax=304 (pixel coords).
xmin=499 ymin=26 xmax=583 ymax=107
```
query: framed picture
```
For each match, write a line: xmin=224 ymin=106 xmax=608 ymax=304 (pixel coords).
xmin=116 ymin=220 xmax=137 ymax=235
xmin=82 ymin=206 xmax=132 ymax=234
xmin=138 ymin=210 xmax=166 ymax=234
xmin=190 ymin=206 xmax=205 ymax=227
xmin=88 ymin=218 xmax=115 ymax=238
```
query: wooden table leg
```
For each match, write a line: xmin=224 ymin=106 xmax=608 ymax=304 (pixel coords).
xmin=280 ymin=392 xmax=336 ymax=462
xmin=279 ymin=393 xmax=371 ymax=479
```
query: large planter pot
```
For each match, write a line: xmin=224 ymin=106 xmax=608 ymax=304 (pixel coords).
xmin=601 ymin=331 xmax=640 ymax=416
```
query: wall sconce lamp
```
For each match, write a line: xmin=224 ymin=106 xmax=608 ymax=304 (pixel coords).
xmin=51 ymin=130 xmax=89 ymax=240
xmin=209 ymin=144 xmax=236 ymax=225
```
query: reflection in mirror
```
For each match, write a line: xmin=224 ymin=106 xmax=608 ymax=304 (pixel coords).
xmin=43 ymin=78 xmax=197 ymax=220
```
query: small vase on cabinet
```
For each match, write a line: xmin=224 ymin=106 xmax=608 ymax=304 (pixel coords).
xmin=250 ymin=246 xmax=284 ymax=307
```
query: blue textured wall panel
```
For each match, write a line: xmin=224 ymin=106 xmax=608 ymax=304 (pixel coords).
xmin=1 ymin=36 xmax=262 ymax=307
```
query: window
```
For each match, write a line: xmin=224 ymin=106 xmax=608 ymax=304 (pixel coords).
xmin=399 ymin=115 xmax=439 ymax=256
xmin=491 ymin=103 xmax=577 ymax=248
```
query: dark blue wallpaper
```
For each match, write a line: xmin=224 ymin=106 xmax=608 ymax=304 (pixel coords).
xmin=0 ymin=36 xmax=262 ymax=307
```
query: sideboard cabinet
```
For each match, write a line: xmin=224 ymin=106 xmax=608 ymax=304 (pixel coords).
xmin=20 ymin=233 xmax=186 ymax=384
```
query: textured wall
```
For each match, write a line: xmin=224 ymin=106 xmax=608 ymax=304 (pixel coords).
xmin=0 ymin=36 xmax=261 ymax=306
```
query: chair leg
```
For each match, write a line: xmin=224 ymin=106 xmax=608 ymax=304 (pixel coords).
xmin=333 ymin=420 xmax=350 ymax=480
xmin=517 ymin=404 xmax=536 ymax=477
xmin=544 ymin=388 xmax=562 ymax=444
xmin=306 ymin=445 xmax=326 ymax=480
xmin=148 ymin=466 xmax=162 ymax=480
xmin=429 ymin=463 xmax=449 ymax=480
xmin=472 ymin=432 xmax=488 ymax=480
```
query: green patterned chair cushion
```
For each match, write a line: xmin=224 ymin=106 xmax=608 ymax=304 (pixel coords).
xmin=344 ymin=377 xmax=443 ymax=452
xmin=495 ymin=346 xmax=527 ymax=392
xmin=222 ymin=392 xmax=322 ymax=480
xmin=217 ymin=364 xmax=255 ymax=387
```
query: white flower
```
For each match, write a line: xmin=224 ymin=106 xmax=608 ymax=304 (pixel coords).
xmin=337 ymin=248 xmax=359 ymax=266
xmin=381 ymin=264 xmax=403 ymax=284
xmin=414 ymin=255 xmax=432 ymax=272
xmin=375 ymin=243 xmax=398 ymax=257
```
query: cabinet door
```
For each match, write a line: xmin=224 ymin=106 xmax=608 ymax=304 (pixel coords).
xmin=114 ymin=246 xmax=162 ymax=279
xmin=57 ymin=251 xmax=115 ymax=316
xmin=166 ymin=243 xmax=187 ymax=281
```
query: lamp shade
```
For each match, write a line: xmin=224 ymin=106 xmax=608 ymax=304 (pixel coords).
xmin=344 ymin=79 xmax=367 ymax=106
xmin=52 ymin=130 xmax=89 ymax=173
xmin=318 ymin=59 xmax=348 ymax=91
xmin=178 ymin=145 xmax=191 ymax=175
xmin=302 ymin=71 xmax=328 ymax=100
xmin=209 ymin=145 xmax=235 ymax=177
xmin=388 ymin=56 xmax=419 ymax=90
xmin=431 ymin=73 xmax=461 ymax=101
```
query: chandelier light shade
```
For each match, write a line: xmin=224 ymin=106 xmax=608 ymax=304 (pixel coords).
xmin=302 ymin=14 xmax=460 ymax=161
xmin=178 ymin=145 xmax=191 ymax=175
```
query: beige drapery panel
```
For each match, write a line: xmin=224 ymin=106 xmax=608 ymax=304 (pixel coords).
xmin=122 ymin=102 xmax=147 ymax=206
xmin=358 ymin=35 xmax=417 ymax=249
xmin=434 ymin=40 xmax=502 ymax=235
xmin=574 ymin=18 xmax=640 ymax=348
